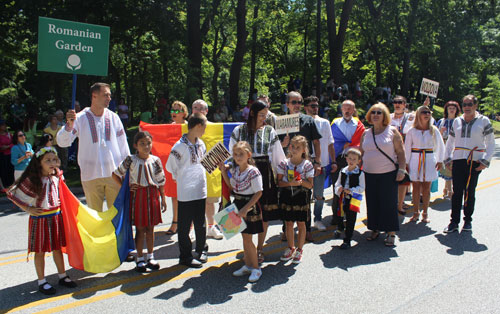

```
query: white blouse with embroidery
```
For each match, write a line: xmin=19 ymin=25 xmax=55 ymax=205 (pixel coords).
xmin=114 ymin=154 xmax=166 ymax=187
xmin=7 ymin=175 xmax=61 ymax=210
xmin=229 ymin=165 xmax=263 ymax=195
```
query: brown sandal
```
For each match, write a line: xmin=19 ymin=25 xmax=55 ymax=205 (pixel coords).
xmin=409 ymin=212 xmax=419 ymax=222
xmin=384 ymin=234 xmax=396 ymax=247
xmin=166 ymin=221 xmax=177 ymax=235
xmin=421 ymin=213 xmax=430 ymax=223
xmin=366 ymin=231 xmax=380 ymax=241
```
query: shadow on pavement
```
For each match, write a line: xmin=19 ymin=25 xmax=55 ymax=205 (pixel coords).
xmin=434 ymin=231 xmax=488 ymax=256
xmin=398 ymin=220 xmax=437 ymax=242
xmin=153 ymin=261 xmax=296 ymax=307
xmin=319 ymin=231 xmax=399 ymax=271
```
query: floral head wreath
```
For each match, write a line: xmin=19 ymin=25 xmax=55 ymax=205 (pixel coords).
xmin=36 ymin=146 xmax=58 ymax=158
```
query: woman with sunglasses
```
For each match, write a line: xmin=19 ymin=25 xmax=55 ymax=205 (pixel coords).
xmin=404 ymin=106 xmax=445 ymax=223
xmin=436 ymin=101 xmax=461 ymax=199
xmin=360 ymin=103 xmax=406 ymax=247
xmin=165 ymin=101 xmax=189 ymax=236
xmin=10 ymin=130 xmax=34 ymax=180
xmin=170 ymin=101 xmax=188 ymax=125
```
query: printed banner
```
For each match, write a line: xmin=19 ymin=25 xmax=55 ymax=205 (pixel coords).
xmin=419 ymin=78 xmax=439 ymax=98
xmin=214 ymin=203 xmax=247 ymax=240
xmin=275 ymin=113 xmax=300 ymax=135
xmin=200 ymin=141 xmax=231 ymax=174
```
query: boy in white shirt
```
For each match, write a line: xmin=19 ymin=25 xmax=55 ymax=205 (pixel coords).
xmin=166 ymin=113 xmax=208 ymax=268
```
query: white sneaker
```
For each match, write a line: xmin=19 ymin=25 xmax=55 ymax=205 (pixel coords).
xmin=207 ymin=226 xmax=223 ymax=240
xmin=314 ymin=221 xmax=327 ymax=232
xmin=248 ymin=268 xmax=262 ymax=282
xmin=232 ymin=265 xmax=251 ymax=277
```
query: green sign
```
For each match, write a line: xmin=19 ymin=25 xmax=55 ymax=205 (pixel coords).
xmin=37 ymin=17 xmax=110 ymax=76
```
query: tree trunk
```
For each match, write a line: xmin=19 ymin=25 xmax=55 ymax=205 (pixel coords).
xmin=316 ymin=0 xmax=322 ymax=96
xmin=249 ymin=0 xmax=260 ymax=100
xmin=229 ymin=0 xmax=248 ymax=110
xmin=401 ymin=0 xmax=419 ymax=98
xmin=326 ymin=0 xmax=355 ymax=85
xmin=142 ymin=60 xmax=150 ymax=112
xmin=302 ymin=19 xmax=309 ymax=93
xmin=185 ymin=0 xmax=202 ymax=104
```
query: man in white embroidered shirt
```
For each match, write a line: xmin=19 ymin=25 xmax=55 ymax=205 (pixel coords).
xmin=443 ymin=94 xmax=495 ymax=233
xmin=57 ymin=83 xmax=130 ymax=211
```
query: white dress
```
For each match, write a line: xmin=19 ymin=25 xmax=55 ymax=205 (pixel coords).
xmin=404 ymin=127 xmax=445 ymax=182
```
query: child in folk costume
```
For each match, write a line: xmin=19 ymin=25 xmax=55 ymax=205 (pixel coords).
xmin=113 ymin=132 xmax=167 ymax=272
xmin=333 ymin=148 xmax=365 ymax=249
xmin=277 ymin=135 xmax=314 ymax=264
xmin=7 ymin=147 xmax=77 ymax=295
xmin=166 ymin=113 xmax=208 ymax=268
xmin=220 ymin=141 xmax=263 ymax=282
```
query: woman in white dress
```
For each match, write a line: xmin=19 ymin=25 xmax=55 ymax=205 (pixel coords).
xmin=405 ymin=105 xmax=445 ymax=223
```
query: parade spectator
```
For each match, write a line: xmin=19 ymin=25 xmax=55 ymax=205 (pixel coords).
xmin=0 ymin=120 xmax=14 ymax=188
xmin=390 ymin=95 xmax=414 ymax=215
xmin=191 ymin=99 xmax=224 ymax=240
xmin=279 ymin=91 xmax=322 ymax=242
xmin=303 ymin=96 xmax=337 ymax=231
xmin=443 ymin=95 xmax=495 ymax=233
xmin=360 ymin=103 xmax=406 ymax=247
xmin=229 ymin=100 xmax=285 ymax=263
xmin=44 ymin=115 xmax=67 ymax=172
xmin=330 ymin=100 xmax=365 ymax=228
xmin=166 ymin=113 xmax=209 ymax=268
xmin=10 ymin=130 xmax=34 ymax=180
xmin=242 ymin=101 xmax=251 ymax=121
xmin=118 ymin=98 xmax=129 ymax=126
xmin=436 ymin=101 xmax=461 ymax=199
xmin=57 ymin=82 xmax=130 ymax=211
xmin=405 ymin=106 xmax=445 ymax=223
xmin=213 ymin=106 xmax=227 ymax=122
xmin=38 ymin=133 xmax=53 ymax=150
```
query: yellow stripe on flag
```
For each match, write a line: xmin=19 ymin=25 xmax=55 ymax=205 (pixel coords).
xmin=76 ymin=204 xmax=121 ymax=273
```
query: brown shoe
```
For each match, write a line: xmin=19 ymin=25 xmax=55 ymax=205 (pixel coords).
xmin=305 ymin=232 xmax=314 ymax=243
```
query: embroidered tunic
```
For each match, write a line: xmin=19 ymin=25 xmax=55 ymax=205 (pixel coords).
xmin=445 ymin=113 xmax=495 ymax=167
xmin=8 ymin=176 xmax=61 ymax=210
xmin=166 ymin=134 xmax=207 ymax=202
xmin=229 ymin=124 xmax=285 ymax=171
xmin=334 ymin=166 xmax=366 ymax=196
xmin=405 ymin=127 xmax=445 ymax=182
xmin=114 ymin=154 xmax=166 ymax=187
xmin=229 ymin=165 xmax=263 ymax=195
xmin=277 ymin=159 xmax=314 ymax=183
xmin=390 ymin=112 xmax=414 ymax=136
xmin=57 ymin=108 xmax=130 ymax=182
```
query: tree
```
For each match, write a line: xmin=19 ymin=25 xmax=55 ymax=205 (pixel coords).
xmin=229 ymin=0 xmax=248 ymax=110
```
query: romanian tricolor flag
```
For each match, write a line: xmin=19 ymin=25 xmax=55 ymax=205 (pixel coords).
xmin=349 ymin=192 xmax=363 ymax=213
xmin=59 ymin=173 xmax=134 ymax=273
xmin=139 ymin=122 xmax=241 ymax=199
xmin=325 ymin=117 xmax=365 ymax=188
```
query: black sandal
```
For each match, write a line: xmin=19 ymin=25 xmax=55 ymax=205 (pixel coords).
xmin=366 ymin=231 xmax=380 ymax=241
xmin=166 ymin=221 xmax=177 ymax=235
xmin=39 ymin=282 xmax=56 ymax=295
xmin=58 ymin=276 xmax=77 ymax=288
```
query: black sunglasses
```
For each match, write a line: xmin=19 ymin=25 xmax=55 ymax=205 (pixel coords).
xmin=371 ymin=111 xmax=383 ymax=115
xmin=289 ymin=100 xmax=303 ymax=105
xmin=17 ymin=134 xmax=26 ymax=137
xmin=306 ymin=104 xmax=319 ymax=108
xmin=421 ymin=111 xmax=432 ymax=115
xmin=393 ymin=100 xmax=404 ymax=104
xmin=462 ymin=102 xmax=474 ymax=107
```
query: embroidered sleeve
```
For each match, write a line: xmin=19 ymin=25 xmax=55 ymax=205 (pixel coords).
xmin=276 ymin=159 xmax=288 ymax=175
xmin=114 ymin=155 xmax=133 ymax=177
xmin=250 ymin=168 xmax=263 ymax=192
xmin=116 ymin=128 xmax=125 ymax=137
xmin=7 ymin=178 xmax=37 ymax=208
xmin=483 ymin=122 xmax=494 ymax=136
xmin=303 ymin=160 xmax=315 ymax=178
xmin=153 ymin=157 xmax=166 ymax=185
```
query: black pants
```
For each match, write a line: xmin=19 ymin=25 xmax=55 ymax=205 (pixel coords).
xmin=338 ymin=201 xmax=358 ymax=243
xmin=451 ymin=159 xmax=482 ymax=223
xmin=331 ymin=155 xmax=348 ymax=224
xmin=178 ymin=198 xmax=206 ymax=262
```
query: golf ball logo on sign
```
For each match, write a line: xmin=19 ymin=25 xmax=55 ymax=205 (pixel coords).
xmin=66 ymin=54 xmax=81 ymax=71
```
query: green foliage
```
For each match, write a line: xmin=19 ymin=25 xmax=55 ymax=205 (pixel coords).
xmin=481 ymin=74 xmax=500 ymax=115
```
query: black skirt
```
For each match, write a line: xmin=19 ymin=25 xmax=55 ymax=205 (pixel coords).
xmin=279 ymin=187 xmax=311 ymax=222
xmin=254 ymin=156 xmax=280 ymax=222
xmin=365 ymin=170 xmax=400 ymax=232
xmin=233 ymin=193 xmax=264 ymax=234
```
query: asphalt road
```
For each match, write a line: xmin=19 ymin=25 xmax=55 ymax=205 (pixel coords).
xmin=1 ymin=139 xmax=500 ymax=314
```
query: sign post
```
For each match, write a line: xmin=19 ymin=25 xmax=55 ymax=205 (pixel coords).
xmin=37 ymin=17 xmax=110 ymax=108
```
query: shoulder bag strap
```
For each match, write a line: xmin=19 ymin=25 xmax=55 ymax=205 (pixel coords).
xmin=371 ymin=128 xmax=398 ymax=170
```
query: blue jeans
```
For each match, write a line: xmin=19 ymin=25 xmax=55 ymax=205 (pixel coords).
xmin=313 ymin=168 xmax=326 ymax=222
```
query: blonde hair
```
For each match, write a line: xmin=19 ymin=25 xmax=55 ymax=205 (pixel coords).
xmin=171 ymin=100 xmax=188 ymax=119
xmin=413 ymin=105 xmax=435 ymax=136
xmin=366 ymin=102 xmax=391 ymax=126
xmin=289 ymin=135 xmax=309 ymax=159
xmin=232 ymin=141 xmax=255 ymax=166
